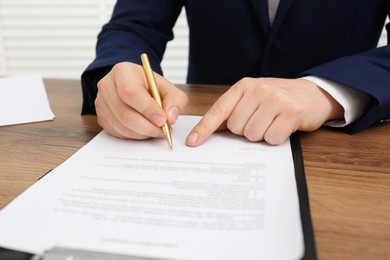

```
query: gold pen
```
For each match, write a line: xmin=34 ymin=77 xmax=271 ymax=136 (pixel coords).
xmin=140 ymin=53 xmax=173 ymax=149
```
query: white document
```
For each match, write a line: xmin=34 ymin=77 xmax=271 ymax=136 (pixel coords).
xmin=0 ymin=75 xmax=55 ymax=126
xmin=0 ymin=116 xmax=304 ymax=260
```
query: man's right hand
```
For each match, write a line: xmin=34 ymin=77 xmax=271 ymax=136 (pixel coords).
xmin=95 ymin=62 xmax=188 ymax=140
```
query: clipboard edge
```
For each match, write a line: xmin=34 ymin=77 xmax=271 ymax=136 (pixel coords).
xmin=290 ymin=132 xmax=317 ymax=260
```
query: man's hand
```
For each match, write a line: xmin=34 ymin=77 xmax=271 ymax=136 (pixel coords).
xmin=186 ymin=77 xmax=344 ymax=146
xmin=95 ymin=62 xmax=188 ymax=140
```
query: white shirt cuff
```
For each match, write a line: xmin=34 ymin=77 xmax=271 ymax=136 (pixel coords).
xmin=302 ymin=76 xmax=370 ymax=127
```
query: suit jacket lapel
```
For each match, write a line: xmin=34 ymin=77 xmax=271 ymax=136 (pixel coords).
xmin=250 ymin=0 xmax=271 ymax=35
xmin=249 ymin=0 xmax=296 ymax=39
xmin=268 ymin=0 xmax=295 ymax=40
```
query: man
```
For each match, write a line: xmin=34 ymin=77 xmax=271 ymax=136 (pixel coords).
xmin=82 ymin=0 xmax=390 ymax=146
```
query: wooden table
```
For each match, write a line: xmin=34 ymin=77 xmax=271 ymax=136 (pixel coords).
xmin=1 ymin=79 xmax=389 ymax=259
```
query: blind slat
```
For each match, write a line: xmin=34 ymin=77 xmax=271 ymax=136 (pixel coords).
xmin=0 ymin=0 xmax=189 ymax=82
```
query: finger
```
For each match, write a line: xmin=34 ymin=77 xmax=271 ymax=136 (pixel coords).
xmin=95 ymin=74 xmax=127 ymax=138
xmin=109 ymin=98 xmax=164 ymax=139
xmin=97 ymin=69 xmax=163 ymax=139
xmin=96 ymin=87 xmax=162 ymax=139
xmin=243 ymin=104 xmax=279 ymax=142
xmin=96 ymin=103 xmax=127 ymax=139
xmin=155 ymin=74 xmax=188 ymax=125
xmin=186 ymin=86 xmax=243 ymax=147
xmin=97 ymin=107 xmax=149 ymax=140
xmin=264 ymin=114 xmax=300 ymax=145
xmin=227 ymin=90 xmax=261 ymax=136
xmin=111 ymin=63 xmax=167 ymax=127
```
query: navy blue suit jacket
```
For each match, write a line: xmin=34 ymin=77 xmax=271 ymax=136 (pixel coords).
xmin=82 ymin=0 xmax=390 ymax=134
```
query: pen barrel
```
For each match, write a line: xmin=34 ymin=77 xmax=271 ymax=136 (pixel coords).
xmin=141 ymin=54 xmax=163 ymax=107
xmin=144 ymin=68 xmax=163 ymax=106
xmin=141 ymin=53 xmax=173 ymax=149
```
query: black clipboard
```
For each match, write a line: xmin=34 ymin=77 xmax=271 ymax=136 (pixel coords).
xmin=0 ymin=133 xmax=316 ymax=260
xmin=291 ymin=133 xmax=317 ymax=260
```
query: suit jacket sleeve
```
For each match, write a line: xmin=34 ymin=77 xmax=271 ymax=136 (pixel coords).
xmin=301 ymin=24 xmax=390 ymax=133
xmin=81 ymin=0 xmax=183 ymax=114
xmin=81 ymin=0 xmax=390 ymax=136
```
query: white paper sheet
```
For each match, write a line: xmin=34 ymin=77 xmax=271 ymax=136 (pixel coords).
xmin=0 ymin=75 xmax=54 ymax=126
xmin=0 ymin=116 xmax=304 ymax=260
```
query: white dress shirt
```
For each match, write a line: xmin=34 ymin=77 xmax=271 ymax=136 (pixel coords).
xmin=268 ymin=0 xmax=370 ymax=126
xmin=268 ymin=0 xmax=279 ymax=25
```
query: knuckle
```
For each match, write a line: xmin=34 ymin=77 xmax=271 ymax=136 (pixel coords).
xmin=267 ymin=90 xmax=285 ymax=103
xmin=169 ymin=90 xmax=188 ymax=108
xmin=96 ymin=78 xmax=108 ymax=93
xmin=111 ymin=62 xmax=125 ymax=74
xmin=237 ymin=77 xmax=254 ymax=86
xmin=226 ymin=119 xmax=241 ymax=135
xmin=94 ymin=97 xmax=102 ymax=110
xmin=178 ymin=91 xmax=189 ymax=105
xmin=142 ymin=106 xmax=161 ymax=121
xmin=253 ymin=83 xmax=271 ymax=95
xmin=233 ymin=77 xmax=253 ymax=91
xmin=118 ymin=85 xmax=137 ymax=100
xmin=244 ymin=129 xmax=261 ymax=142
xmin=264 ymin=132 xmax=283 ymax=145
xmin=286 ymin=103 xmax=305 ymax=121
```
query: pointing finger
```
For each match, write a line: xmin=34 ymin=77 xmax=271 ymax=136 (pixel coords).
xmin=186 ymin=86 xmax=243 ymax=147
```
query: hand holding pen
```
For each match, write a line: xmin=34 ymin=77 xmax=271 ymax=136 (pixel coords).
xmin=94 ymin=58 xmax=188 ymax=142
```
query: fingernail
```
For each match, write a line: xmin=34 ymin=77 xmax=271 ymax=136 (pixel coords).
xmin=168 ymin=106 xmax=179 ymax=122
xmin=187 ymin=132 xmax=199 ymax=145
xmin=152 ymin=115 xmax=165 ymax=126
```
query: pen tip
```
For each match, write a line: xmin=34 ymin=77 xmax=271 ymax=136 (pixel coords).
xmin=162 ymin=124 xmax=173 ymax=150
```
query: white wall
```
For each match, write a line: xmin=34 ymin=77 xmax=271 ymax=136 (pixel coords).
xmin=0 ymin=1 xmax=387 ymax=84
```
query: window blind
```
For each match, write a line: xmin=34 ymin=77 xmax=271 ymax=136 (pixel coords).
xmin=0 ymin=0 xmax=116 ymax=79
xmin=0 ymin=0 xmax=189 ymax=83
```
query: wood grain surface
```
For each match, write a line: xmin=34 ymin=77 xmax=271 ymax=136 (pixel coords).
xmin=0 ymin=79 xmax=389 ymax=260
